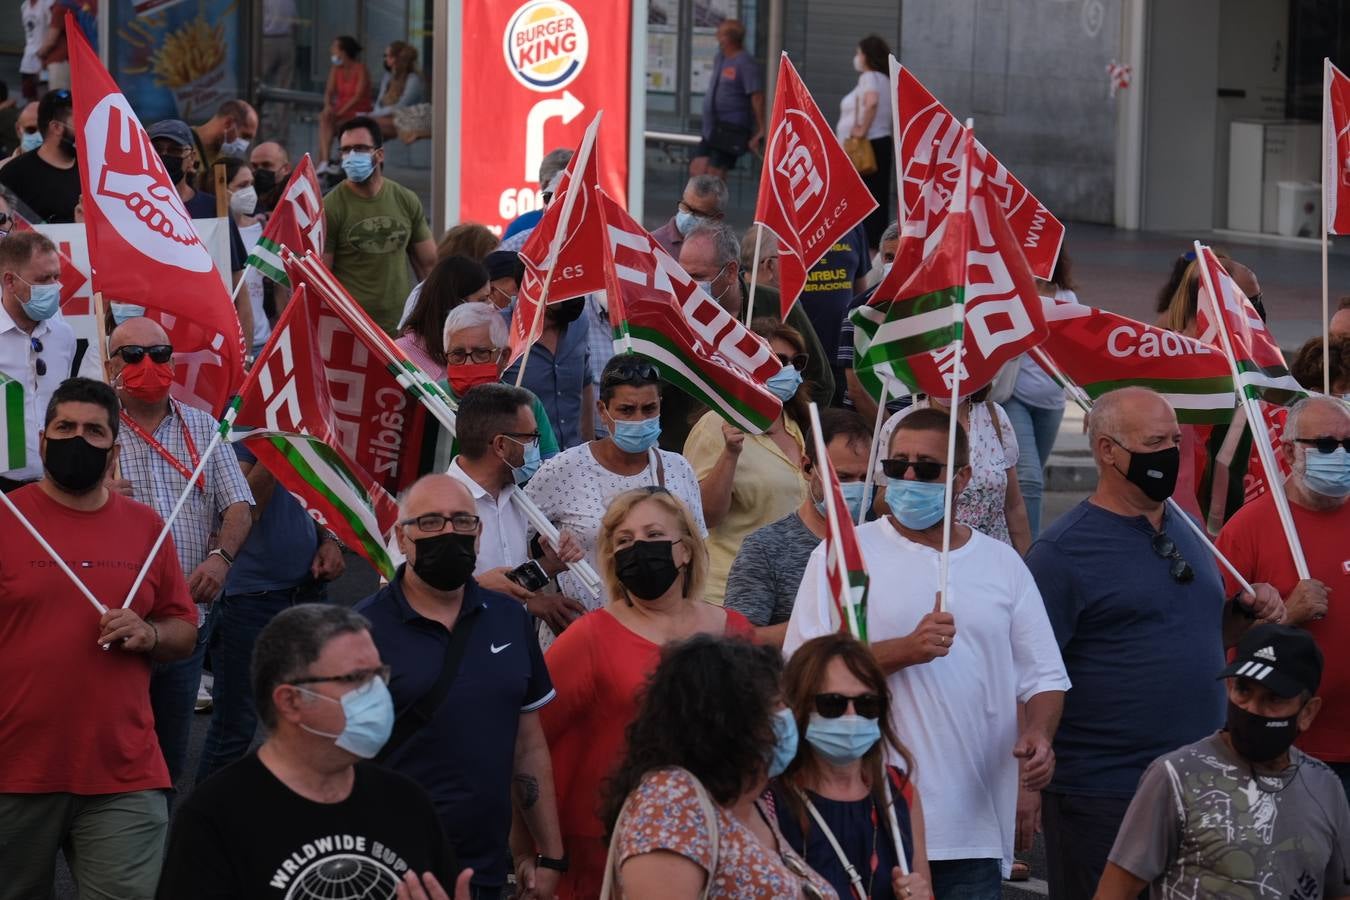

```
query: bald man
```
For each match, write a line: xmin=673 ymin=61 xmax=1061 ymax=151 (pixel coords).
xmin=355 ymin=474 xmax=564 ymax=899
xmin=1025 ymin=386 xmax=1283 ymax=900
xmin=248 ymin=141 xmax=291 ymax=212
xmin=107 ymin=316 xmax=254 ymax=788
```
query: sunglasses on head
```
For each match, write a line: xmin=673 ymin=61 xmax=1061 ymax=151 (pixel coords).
xmin=813 ymin=692 xmax=883 ymax=720
xmin=113 ymin=344 xmax=174 ymax=365
xmin=880 ymin=458 xmax=946 ymax=482
xmin=776 ymin=352 xmax=808 ymax=372
xmin=1151 ymin=531 xmax=1194 ymax=584
xmin=602 ymin=360 xmax=660 ymax=387
xmin=1294 ymin=436 xmax=1350 ymax=454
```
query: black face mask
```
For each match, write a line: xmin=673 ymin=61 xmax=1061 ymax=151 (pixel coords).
xmin=44 ymin=435 xmax=110 ymax=495
xmin=614 ymin=539 xmax=683 ymax=601
xmin=252 ymin=168 xmax=278 ymax=196
xmin=159 ymin=154 xmax=185 ymax=186
xmin=1111 ymin=440 xmax=1180 ymax=502
xmin=59 ymin=125 xmax=76 ymax=157
xmin=1225 ymin=699 xmax=1300 ymax=763
xmin=548 ymin=297 xmax=586 ymax=324
xmin=409 ymin=532 xmax=477 ymax=592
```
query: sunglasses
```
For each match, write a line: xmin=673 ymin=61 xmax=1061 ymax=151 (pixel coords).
xmin=1294 ymin=436 xmax=1350 ymax=454
xmin=602 ymin=360 xmax=660 ymax=387
xmin=776 ymin=352 xmax=809 ymax=372
xmin=113 ymin=344 xmax=174 ymax=365
xmin=880 ymin=458 xmax=946 ymax=482
xmin=813 ymin=692 xmax=883 ymax=720
xmin=30 ymin=335 xmax=45 ymax=377
xmin=1151 ymin=531 xmax=1194 ymax=584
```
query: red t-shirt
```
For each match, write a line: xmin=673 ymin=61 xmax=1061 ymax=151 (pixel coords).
xmin=541 ymin=606 xmax=754 ymax=900
xmin=0 ymin=485 xmax=196 ymax=794
xmin=1216 ymin=490 xmax=1350 ymax=762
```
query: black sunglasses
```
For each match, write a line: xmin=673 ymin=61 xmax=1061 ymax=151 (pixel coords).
xmin=1151 ymin=532 xmax=1194 ymax=584
xmin=776 ymin=352 xmax=809 ymax=372
xmin=30 ymin=335 xmax=45 ymax=377
xmin=602 ymin=359 xmax=660 ymax=387
xmin=1294 ymin=436 xmax=1350 ymax=454
xmin=881 ymin=458 xmax=946 ymax=482
xmin=113 ymin=344 xmax=174 ymax=365
xmin=813 ymin=692 xmax=883 ymax=720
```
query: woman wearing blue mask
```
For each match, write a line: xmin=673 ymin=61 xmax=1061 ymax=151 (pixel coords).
xmin=601 ymin=635 xmax=837 ymax=899
xmin=316 ymin=36 xmax=372 ymax=175
xmin=771 ymin=633 xmax=931 ymax=900
xmin=685 ymin=318 xmax=812 ymax=604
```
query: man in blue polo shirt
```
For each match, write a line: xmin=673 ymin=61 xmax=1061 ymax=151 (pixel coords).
xmin=356 ymin=474 xmax=565 ymax=900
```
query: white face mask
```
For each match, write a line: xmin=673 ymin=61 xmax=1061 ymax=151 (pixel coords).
xmin=853 ymin=53 xmax=866 ymax=73
xmin=229 ymin=186 xmax=257 ymax=217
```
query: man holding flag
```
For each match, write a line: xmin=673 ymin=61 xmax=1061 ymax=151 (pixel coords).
xmin=784 ymin=408 xmax=1068 ymax=897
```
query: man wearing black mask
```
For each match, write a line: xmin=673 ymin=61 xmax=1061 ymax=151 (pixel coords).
xmin=248 ymin=140 xmax=291 ymax=213
xmin=502 ymin=297 xmax=595 ymax=450
xmin=0 ymin=88 xmax=80 ymax=223
xmin=1097 ymin=624 xmax=1349 ymax=898
xmin=1025 ymin=386 xmax=1286 ymax=900
xmin=356 ymin=474 xmax=564 ymax=900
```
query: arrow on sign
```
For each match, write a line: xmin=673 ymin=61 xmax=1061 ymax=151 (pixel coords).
xmin=524 ymin=90 xmax=585 ymax=183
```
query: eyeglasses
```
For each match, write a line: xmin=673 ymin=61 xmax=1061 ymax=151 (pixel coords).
xmin=880 ymin=458 xmax=946 ymax=482
xmin=339 ymin=144 xmax=377 ymax=155
xmin=778 ymin=852 xmax=827 ymax=900
xmin=1294 ymin=436 xmax=1350 ymax=454
xmin=602 ymin=359 xmax=660 ymax=387
xmin=500 ymin=432 xmax=540 ymax=451
xmin=290 ymin=664 xmax=391 ymax=688
xmin=776 ymin=352 xmax=809 ymax=372
xmin=50 ymin=90 xmax=70 ymax=100
xmin=813 ymin=692 xmax=883 ymax=720
xmin=677 ymin=200 xmax=723 ymax=219
xmin=112 ymin=344 xmax=174 ymax=365
xmin=446 ymin=346 xmax=502 ymax=365
xmin=398 ymin=512 xmax=481 ymax=534
xmin=30 ymin=335 xmax=45 ymax=377
xmin=1151 ymin=531 xmax=1194 ymax=584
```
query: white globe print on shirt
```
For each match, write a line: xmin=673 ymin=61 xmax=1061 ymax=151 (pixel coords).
xmin=85 ymin=95 xmax=213 ymax=273
xmin=285 ymin=853 xmax=399 ymax=900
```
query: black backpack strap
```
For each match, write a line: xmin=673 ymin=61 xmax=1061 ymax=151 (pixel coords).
xmin=376 ymin=610 xmax=479 ymax=764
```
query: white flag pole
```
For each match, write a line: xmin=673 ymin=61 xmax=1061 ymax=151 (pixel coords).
xmin=0 ymin=487 xmax=108 ymax=614
xmin=859 ymin=378 xmax=890 ymax=526
xmin=1322 ymin=58 xmax=1333 ymax=396
xmin=808 ymin=401 xmax=863 ymax=638
xmin=509 ymin=491 xmax=604 ymax=599
xmin=883 ymin=777 xmax=911 ymax=878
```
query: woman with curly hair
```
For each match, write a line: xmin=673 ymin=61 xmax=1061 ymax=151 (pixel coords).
xmin=528 ymin=488 xmax=753 ymax=898
xmin=771 ymin=633 xmax=931 ymax=900
xmin=683 ymin=318 xmax=812 ymax=603
xmin=601 ymin=635 xmax=837 ymax=898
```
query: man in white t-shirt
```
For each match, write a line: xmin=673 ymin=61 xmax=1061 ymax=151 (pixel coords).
xmin=784 ymin=407 xmax=1070 ymax=899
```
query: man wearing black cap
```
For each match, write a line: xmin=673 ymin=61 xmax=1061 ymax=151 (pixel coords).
xmin=1095 ymin=624 xmax=1350 ymax=899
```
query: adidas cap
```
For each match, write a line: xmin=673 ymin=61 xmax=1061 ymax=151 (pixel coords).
xmin=1217 ymin=623 xmax=1323 ymax=698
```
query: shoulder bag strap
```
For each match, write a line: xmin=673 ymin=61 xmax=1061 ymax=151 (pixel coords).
xmin=374 ymin=610 xmax=479 ymax=763
xmin=797 ymin=788 xmax=867 ymax=900
xmin=648 ymin=447 xmax=666 ymax=489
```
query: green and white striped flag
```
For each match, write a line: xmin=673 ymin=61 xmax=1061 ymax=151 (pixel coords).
xmin=851 ymin=286 xmax=963 ymax=398
xmin=245 ymin=235 xmax=288 ymax=285
xmin=0 ymin=373 xmax=25 ymax=472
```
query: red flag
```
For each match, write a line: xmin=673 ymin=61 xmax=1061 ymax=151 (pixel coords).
xmin=808 ymin=405 xmax=869 ymax=641
xmin=68 ymin=15 xmax=243 ymax=414
xmin=1325 ymin=60 xmax=1350 ymax=234
xmin=12 ymin=215 xmax=90 ymax=314
xmin=596 ymin=189 xmax=783 ymax=433
xmin=245 ymin=154 xmax=325 ymax=285
xmin=896 ymin=65 xmax=1063 ymax=280
xmin=509 ymin=114 xmax=607 ymax=366
xmin=753 ymin=54 xmax=877 ymax=319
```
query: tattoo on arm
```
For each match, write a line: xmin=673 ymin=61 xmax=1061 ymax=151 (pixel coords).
xmin=513 ymin=773 xmax=540 ymax=811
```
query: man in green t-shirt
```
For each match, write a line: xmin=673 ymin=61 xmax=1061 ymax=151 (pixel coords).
xmin=323 ymin=115 xmax=437 ymax=334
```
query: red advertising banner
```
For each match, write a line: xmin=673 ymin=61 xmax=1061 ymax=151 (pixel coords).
xmin=459 ymin=0 xmax=630 ymax=234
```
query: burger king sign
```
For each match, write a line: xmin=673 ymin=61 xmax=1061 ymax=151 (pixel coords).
xmin=504 ymin=2 xmax=589 ymax=92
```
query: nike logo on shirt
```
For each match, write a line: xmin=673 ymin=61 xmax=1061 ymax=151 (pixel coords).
xmin=490 ymin=643 xmax=512 ymax=654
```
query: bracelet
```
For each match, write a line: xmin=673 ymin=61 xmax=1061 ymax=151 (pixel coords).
xmin=535 ymin=854 xmax=569 ymax=873
xmin=148 ymin=621 xmax=160 ymax=653
xmin=208 ymin=547 xmax=235 ymax=567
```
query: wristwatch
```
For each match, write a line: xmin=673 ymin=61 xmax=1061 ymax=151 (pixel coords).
xmin=208 ymin=547 xmax=235 ymax=567
xmin=535 ymin=854 xmax=569 ymax=873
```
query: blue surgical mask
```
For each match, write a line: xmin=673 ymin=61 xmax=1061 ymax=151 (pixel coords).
xmin=1304 ymin=446 xmax=1350 ymax=499
xmin=298 ymin=676 xmax=395 ymax=759
xmin=506 ymin=437 xmax=542 ymax=486
xmin=805 ymin=713 xmax=881 ymax=765
xmin=610 ymin=415 xmax=661 ymax=454
xmin=675 ymin=210 xmax=702 ymax=236
xmin=766 ymin=364 xmax=803 ymax=402
xmin=767 ymin=707 xmax=799 ymax=778
xmin=342 ymin=151 xmax=376 ymax=183
xmin=816 ymin=480 xmax=872 ymax=523
xmin=20 ymin=131 xmax=42 ymax=153
xmin=16 ymin=275 xmax=60 ymax=321
xmin=221 ymin=137 xmax=250 ymax=159
xmin=111 ymin=303 xmax=147 ymax=326
xmin=890 ymin=478 xmax=946 ymax=530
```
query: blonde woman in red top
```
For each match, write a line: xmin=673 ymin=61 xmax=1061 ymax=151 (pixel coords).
xmin=522 ymin=488 xmax=754 ymax=898
xmin=316 ymin=35 xmax=372 ymax=174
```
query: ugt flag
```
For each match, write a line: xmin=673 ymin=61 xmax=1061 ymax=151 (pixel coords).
xmin=68 ymin=14 xmax=243 ymax=415
xmin=1324 ymin=59 xmax=1350 ymax=235
xmin=754 ymin=53 xmax=876 ymax=319
xmin=245 ymin=154 xmax=325 ymax=286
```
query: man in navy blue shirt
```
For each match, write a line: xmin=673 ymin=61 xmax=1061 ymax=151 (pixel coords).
xmin=1026 ymin=386 xmax=1284 ymax=900
xmin=357 ymin=474 xmax=564 ymax=900
xmin=690 ymin=18 xmax=764 ymax=178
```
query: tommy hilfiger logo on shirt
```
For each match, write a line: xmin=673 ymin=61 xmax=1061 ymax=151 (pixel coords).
xmin=1254 ymin=646 xmax=1277 ymax=663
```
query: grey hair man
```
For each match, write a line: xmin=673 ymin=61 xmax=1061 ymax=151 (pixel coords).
xmin=651 ymin=174 xmax=729 ymax=258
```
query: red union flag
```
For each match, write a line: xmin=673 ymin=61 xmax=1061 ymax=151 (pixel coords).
xmin=68 ymin=15 xmax=243 ymax=414
xmin=896 ymin=64 xmax=1063 ymax=280
xmin=1324 ymin=59 xmax=1350 ymax=234
xmin=754 ymin=53 xmax=877 ymax=319
xmin=245 ymin=154 xmax=325 ymax=285
xmin=597 ymin=190 xmax=783 ymax=433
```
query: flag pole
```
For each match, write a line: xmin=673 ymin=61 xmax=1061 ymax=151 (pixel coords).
xmin=1322 ymin=58 xmax=1332 ymax=395
xmin=0 ymin=487 xmax=108 ymax=615
xmin=859 ymin=377 xmax=889 ymax=526
xmin=746 ymin=224 xmax=765 ymax=324
xmin=883 ymin=778 xmax=911 ymax=877
xmin=1193 ymin=241 xmax=1310 ymax=580
xmin=510 ymin=491 xmax=604 ymax=598
xmin=1028 ymin=344 xmax=1257 ymax=596
xmin=808 ymin=401 xmax=863 ymax=638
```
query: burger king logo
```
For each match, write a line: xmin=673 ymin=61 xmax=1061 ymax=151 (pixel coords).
xmin=503 ymin=1 xmax=589 ymax=92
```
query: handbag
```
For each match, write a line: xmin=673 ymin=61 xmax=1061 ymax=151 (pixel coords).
xmin=843 ymin=94 xmax=877 ymax=175
xmin=599 ymin=768 xmax=720 ymax=899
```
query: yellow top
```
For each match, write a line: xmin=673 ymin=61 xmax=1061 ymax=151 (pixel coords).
xmin=683 ymin=410 xmax=808 ymax=605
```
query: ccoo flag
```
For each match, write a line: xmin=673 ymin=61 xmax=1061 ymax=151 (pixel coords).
xmin=753 ymin=53 xmax=877 ymax=319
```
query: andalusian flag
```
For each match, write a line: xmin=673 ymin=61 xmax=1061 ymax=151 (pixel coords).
xmin=0 ymin=373 xmax=25 ymax=471
xmin=808 ymin=403 xmax=869 ymax=641
xmin=245 ymin=155 xmax=325 ymax=287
